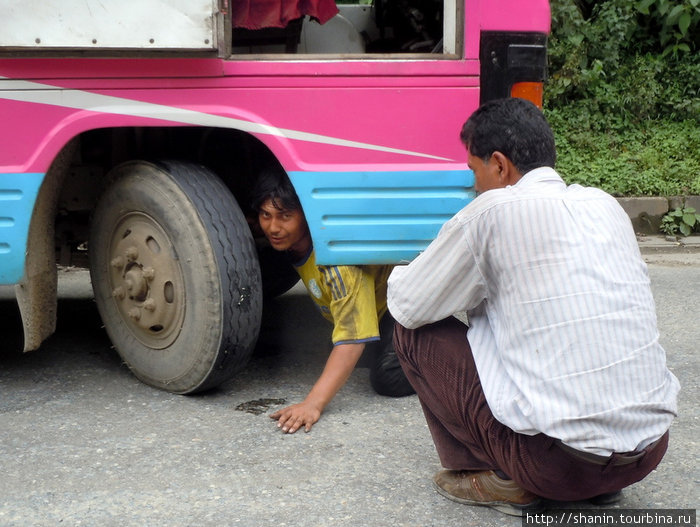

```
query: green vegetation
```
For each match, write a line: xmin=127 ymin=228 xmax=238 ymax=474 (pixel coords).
xmin=545 ymin=0 xmax=700 ymax=196
xmin=660 ymin=206 xmax=700 ymax=236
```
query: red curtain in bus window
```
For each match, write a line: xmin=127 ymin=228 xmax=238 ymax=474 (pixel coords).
xmin=233 ymin=0 xmax=339 ymax=29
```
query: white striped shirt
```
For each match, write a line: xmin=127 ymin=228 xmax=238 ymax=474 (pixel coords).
xmin=387 ymin=167 xmax=679 ymax=455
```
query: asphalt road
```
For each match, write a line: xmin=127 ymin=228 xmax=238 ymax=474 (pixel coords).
xmin=0 ymin=252 xmax=697 ymax=527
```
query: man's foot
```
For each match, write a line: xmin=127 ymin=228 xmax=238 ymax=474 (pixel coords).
xmin=432 ymin=470 xmax=542 ymax=517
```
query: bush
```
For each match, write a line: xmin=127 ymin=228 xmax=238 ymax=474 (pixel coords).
xmin=546 ymin=0 xmax=700 ymax=196
xmin=636 ymin=0 xmax=700 ymax=57
xmin=548 ymin=115 xmax=700 ymax=196
xmin=660 ymin=206 xmax=700 ymax=236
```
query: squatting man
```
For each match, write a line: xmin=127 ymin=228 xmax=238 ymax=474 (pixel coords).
xmin=387 ymin=97 xmax=679 ymax=516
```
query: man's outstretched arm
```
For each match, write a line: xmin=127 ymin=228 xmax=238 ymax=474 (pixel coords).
xmin=270 ymin=342 xmax=365 ymax=433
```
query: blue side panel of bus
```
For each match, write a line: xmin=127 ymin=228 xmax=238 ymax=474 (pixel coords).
xmin=288 ymin=169 xmax=475 ymax=265
xmin=0 ymin=172 xmax=44 ymax=285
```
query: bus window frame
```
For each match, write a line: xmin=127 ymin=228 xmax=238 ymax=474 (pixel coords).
xmin=228 ymin=0 xmax=464 ymax=61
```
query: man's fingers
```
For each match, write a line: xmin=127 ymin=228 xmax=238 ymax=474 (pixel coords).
xmin=282 ymin=414 xmax=306 ymax=433
xmin=268 ymin=404 xmax=318 ymax=434
xmin=276 ymin=412 xmax=292 ymax=429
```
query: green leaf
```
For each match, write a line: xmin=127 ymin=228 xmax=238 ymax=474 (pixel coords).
xmin=682 ymin=213 xmax=697 ymax=226
xmin=637 ymin=0 xmax=655 ymax=14
xmin=660 ymin=218 xmax=678 ymax=235
xmin=680 ymin=222 xmax=691 ymax=236
xmin=679 ymin=13 xmax=691 ymax=35
xmin=684 ymin=207 xmax=696 ymax=214
xmin=667 ymin=5 xmax=685 ymax=24
xmin=569 ymin=34 xmax=584 ymax=46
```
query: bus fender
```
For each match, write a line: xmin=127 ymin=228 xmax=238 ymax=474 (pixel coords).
xmin=16 ymin=139 xmax=77 ymax=352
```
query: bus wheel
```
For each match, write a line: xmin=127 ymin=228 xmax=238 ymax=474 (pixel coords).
xmin=89 ymin=160 xmax=262 ymax=394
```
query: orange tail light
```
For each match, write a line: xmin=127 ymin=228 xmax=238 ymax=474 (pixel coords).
xmin=511 ymin=82 xmax=544 ymax=109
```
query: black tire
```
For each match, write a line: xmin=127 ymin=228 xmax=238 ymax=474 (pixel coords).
xmin=368 ymin=312 xmax=415 ymax=397
xmin=258 ymin=245 xmax=300 ymax=299
xmin=89 ymin=160 xmax=262 ymax=394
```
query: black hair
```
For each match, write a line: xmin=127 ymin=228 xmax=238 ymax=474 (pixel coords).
xmin=460 ymin=98 xmax=556 ymax=174
xmin=250 ymin=166 xmax=302 ymax=213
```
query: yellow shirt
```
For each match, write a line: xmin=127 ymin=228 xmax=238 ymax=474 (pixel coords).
xmin=294 ymin=249 xmax=392 ymax=345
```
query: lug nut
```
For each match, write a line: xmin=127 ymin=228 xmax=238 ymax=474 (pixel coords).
xmin=110 ymin=256 xmax=125 ymax=269
xmin=143 ymin=299 xmax=156 ymax=312
xmin=142 ymin=267 xmax=155 ymax=280
xmin=125 ymin=246 xmax=139 ymax=261
xmin=128 ymin=307 xmax=141 ymax=320
xmin=112 ymin=287 xmax=125 ymax=300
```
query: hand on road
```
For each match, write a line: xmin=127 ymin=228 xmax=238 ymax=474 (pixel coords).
xmin=269 ymin=401 xmax=322 ymax=433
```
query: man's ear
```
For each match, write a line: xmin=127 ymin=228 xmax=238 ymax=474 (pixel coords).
xmin=491 ymin=151 xmax=522 ymax=185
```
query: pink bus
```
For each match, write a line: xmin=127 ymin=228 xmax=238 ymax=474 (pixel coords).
xmin=0 ymin=0 xmax=550 ymax=393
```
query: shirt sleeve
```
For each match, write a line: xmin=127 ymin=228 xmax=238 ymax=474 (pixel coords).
xmin=322 ymin=265 xmax=381 ymax=345
xmin=387 ymin=214 xmax=486 ymax=328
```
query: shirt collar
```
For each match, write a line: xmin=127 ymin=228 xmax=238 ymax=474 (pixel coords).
xmin=513 ymin=166 xmax=564 ymax=188
xmin=292 ymin=245 xmax=314 ymax=267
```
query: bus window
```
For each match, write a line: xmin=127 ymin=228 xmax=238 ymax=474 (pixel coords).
xmin=232 ymin=0 xmax=460 ymax=57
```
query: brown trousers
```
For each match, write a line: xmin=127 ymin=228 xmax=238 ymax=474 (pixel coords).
xmin=393 ymin=316 xmax=669 ymax=501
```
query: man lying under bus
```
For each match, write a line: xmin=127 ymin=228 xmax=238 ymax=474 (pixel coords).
xmin=251 ymin=170 xmax=415 ymax=434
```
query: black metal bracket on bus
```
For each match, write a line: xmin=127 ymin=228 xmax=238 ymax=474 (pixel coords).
xmin=479 ymin=31 xmax=548 ymax=105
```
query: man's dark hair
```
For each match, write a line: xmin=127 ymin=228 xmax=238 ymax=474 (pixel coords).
xmin=250 ymin=167 xmax=302 ymax=213
xmin=460 ymin=98 xmax=556 ymax=174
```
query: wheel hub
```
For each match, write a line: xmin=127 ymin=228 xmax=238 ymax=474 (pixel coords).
xmin=107 ymin=212 xmax=186 ymax=349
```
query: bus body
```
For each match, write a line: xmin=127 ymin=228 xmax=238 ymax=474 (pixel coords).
xmin=0 ymin=0 xmax=549 ymax=393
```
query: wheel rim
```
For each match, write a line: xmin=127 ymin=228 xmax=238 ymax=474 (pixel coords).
xmin=106 ymin=212 xmax=186 ymax=349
